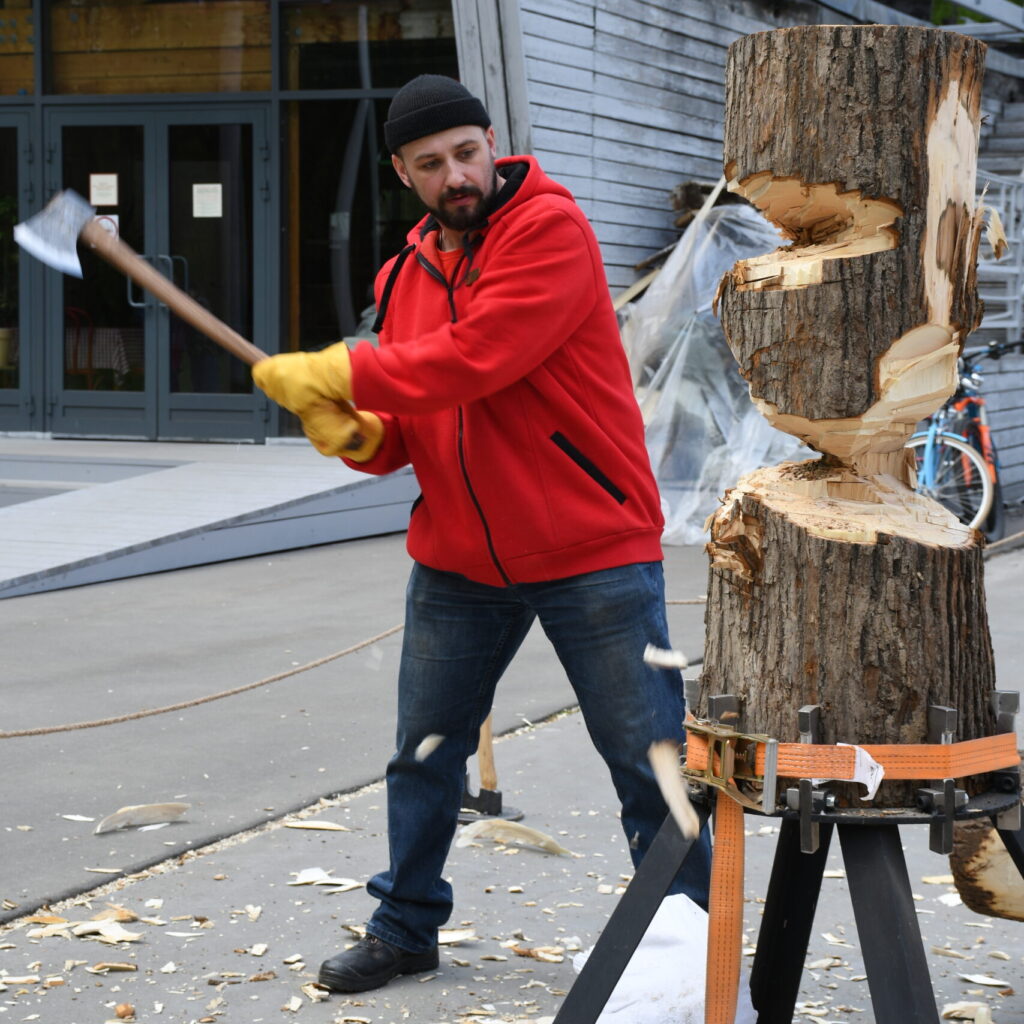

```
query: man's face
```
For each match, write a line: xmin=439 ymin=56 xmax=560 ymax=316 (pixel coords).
xmin=392 ymin=125 xmax=501 ymax=234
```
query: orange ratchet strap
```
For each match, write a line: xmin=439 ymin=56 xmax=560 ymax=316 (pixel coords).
xmin=688 ymin=722 xmax=1020 ymax=1024
xmin=686 ymin=729 xmax=1019 ymax=789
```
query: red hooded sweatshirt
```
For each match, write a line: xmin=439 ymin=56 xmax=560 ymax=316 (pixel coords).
xmin=346 ymin=155 xmax=664 ymax=586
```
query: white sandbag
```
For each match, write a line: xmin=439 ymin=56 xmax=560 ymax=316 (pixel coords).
xmin=572 ymin=893 xmax=756 ymax=1024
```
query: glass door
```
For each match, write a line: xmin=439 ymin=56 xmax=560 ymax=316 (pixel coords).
xmin=44 ymin=106 xmax=269 ymax=440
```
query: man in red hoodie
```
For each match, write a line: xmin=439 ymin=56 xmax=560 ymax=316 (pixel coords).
xmin=253 ymin=74 xmax=711 ymax=994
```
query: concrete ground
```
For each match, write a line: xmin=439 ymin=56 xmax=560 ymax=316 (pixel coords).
xmin=1 ymin=533 xmax=1024 ymax=1023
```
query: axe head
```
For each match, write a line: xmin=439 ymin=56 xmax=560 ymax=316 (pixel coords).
xmin=13 ymin=190 xmax=95 ymax=279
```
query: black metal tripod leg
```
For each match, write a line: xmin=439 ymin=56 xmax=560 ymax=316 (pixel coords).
xmin=552 ymin=808 xmax=711 ymax=1024
xmin=750 ymin=818 xmax=834 ymax=1023
xmin=839 ymin=824 xmax=940 ymax=1024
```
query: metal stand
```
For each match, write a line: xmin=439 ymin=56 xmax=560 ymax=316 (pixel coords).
xmin=552 ymin=804 xmax=711 ymax=1023
xmin=553 ymin=790 xmax=1023 ymax=1024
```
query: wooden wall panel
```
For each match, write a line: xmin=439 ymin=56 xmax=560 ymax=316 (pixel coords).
xmin=518 ymin=0 xmax=764 ymax=290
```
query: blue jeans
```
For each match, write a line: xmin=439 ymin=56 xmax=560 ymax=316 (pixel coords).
xmin=365 ymin=561 xmax=712 ymax=953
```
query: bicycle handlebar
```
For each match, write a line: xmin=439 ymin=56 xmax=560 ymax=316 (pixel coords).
xmin=962 ymin=339 xmax=1024 ymax=363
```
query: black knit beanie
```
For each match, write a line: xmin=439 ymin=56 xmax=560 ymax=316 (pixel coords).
xmin=384 ymin=74 xmax=491 ymax=154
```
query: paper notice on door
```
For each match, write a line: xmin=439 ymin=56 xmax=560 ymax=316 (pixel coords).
xmin=193 ymin=183 xmax=223 ymax=218
xmin=89 ymin=173 xmax=118 ymax=207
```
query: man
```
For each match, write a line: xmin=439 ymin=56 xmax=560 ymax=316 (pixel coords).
xmin=253 ymin=74 xmax=711 ymax=994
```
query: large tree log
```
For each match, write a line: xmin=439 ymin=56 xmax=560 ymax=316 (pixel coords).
xmin=717 ymin=25 xmax=985 ymax=461
xmin=699 ymin=25 xmax=997 ymax=811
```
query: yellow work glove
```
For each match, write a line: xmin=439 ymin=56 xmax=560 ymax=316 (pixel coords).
xmin=252 ymin=343 xmax=384 ymax=461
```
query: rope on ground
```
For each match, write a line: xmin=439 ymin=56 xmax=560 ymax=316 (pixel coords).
xmin=0 ymin=623 xmax=406 ymax=740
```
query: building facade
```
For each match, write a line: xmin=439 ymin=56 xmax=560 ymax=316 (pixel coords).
xmin=2 ymin=0 xmax=1023 ymax=508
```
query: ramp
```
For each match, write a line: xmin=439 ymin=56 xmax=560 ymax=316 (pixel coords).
xmin=0 ymin=440 xmax=417 ymax=598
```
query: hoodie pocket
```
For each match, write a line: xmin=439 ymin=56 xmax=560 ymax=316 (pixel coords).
xmin=550 ymin=432 xmax=627 ymax=505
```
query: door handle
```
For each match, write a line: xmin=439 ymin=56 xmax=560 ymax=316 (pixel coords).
xmin=154 ymin=254 xmax=174 ymax=303
xmin=125 ymin=253 xmax=154 ymax=305
xmin=126 ymin=255 xmax=160 ymax=308
xmin=168 ymin=254 xmax=190 ymax=298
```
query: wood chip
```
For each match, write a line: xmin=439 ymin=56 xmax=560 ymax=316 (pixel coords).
xmin=71 ymin=920 xmax=143 ymax=943
xmin=509 ymin=944 xmax=565 ymax=963
xmin=958 ymin=974 xmax=1010 ymax=987
xmin=94 ymin=803 xmax=189 ymax=834
xmin=288 ymin=867 xmax=362 ymax=888
xmin=932 ymin=947 xmax=972 ymax=959
xmin=648 ymin=741 xmax=700 ymax=839
xmin=455 ymin=819 xmax=573 ymax=856
xmin=942 ymin=1002 xmax=994 ymax=1022
xmin=283 ymin=821 xmax=353 ymax=832
xmin=300 ymin=982 xmax=329 ymax=1002
xmin=89 ymin=963 xmax=137 ymax=974
xmin=414 ymin=734 xmax=445 ymax=761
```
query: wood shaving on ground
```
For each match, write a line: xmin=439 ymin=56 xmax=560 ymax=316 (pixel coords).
xmin=287 ymin=867 xmax=363 ymax=889
xmin=506 ymin=943 xmax=565 ymax=963
xmin=959 ymin=974 xmax=1010 ymax=987
xmin=648 ymin=741 xmax=700 ymax=839
xmin=282 ymin=820 xmax=352 ymax=832
xmin=942 ymin=1003 xmax=994 ymax=1023
xmin=94 ymin=803 xmax=190 ymax=835
xmin=455 ymin=818 xmax=573 ymax=856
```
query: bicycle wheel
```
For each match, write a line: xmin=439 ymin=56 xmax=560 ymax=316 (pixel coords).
xmin=907 ymin=434 xmax=994 ymax=531
xmin=964 ymin=424 xmax=1006 ymax=542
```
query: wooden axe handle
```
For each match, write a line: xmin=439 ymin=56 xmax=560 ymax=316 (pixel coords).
xmin=80 ymin=219 xmax=269 ymax=367
xmin=478 ymin=714 xmax=498 ymax=792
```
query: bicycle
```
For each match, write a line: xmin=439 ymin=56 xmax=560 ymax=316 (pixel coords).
xmin=906 ymin=340 xmax=1021 ymax=540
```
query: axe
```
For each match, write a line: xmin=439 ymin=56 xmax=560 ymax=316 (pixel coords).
xmin=15 ymin=190 xmax=268 ymax=367
xmin=458 ymin=713 xmax=523 ymax=823
xmin=16 ymin=190 xmax=377 ymax=439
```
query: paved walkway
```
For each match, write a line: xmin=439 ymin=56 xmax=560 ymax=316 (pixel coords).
xmin=0 ymin=437 xmax=416 ymax=596
xmin=1 ymin=501 xmax=1023 ymax=1021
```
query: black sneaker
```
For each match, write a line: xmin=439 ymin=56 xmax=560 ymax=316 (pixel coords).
xmin=317 ymin=934 xmax=439 ymax=993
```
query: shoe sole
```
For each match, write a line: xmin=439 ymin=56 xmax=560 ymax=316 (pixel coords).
xmin=317 ymin=951 xmax=439 ymax=993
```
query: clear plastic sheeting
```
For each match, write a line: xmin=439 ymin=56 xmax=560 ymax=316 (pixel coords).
xmin=620 ymin=203 xmax=809 ymax=545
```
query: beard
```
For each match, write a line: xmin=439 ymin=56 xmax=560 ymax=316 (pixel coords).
xmin=420 ymin=164 xmax=501 ymax=235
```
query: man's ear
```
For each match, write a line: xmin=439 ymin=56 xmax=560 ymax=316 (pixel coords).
xmin=485 ymin=125 xmax=497 ymax=157
xmin=391 ymin=153 xmax=411 ymax=188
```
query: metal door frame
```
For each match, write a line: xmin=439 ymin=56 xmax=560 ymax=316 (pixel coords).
xmin=0 ymin=109 xmax=36 ymax=432
xmin=42 ymin=102 xmax=271 ymax=441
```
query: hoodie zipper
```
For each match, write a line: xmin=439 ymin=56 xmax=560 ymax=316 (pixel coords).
xmin=419 ymin=238 xmax=510 ymax=584
xmin=458 ymin=407 xmax=512 ymax=585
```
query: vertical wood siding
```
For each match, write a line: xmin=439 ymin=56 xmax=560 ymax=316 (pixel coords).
xmin=518 ymin=0 xmax=775 ymax=291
